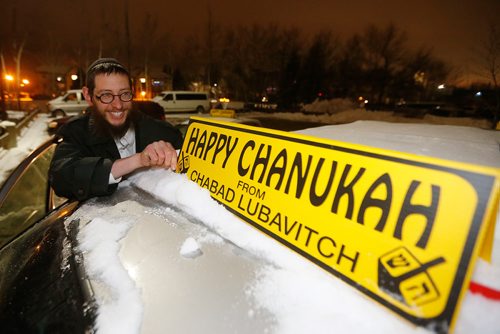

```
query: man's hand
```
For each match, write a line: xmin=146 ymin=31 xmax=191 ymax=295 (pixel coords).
xmin=140 ymin=140 xmax=178 ymax=170
xmin=111 ymin=140 xmax=178 ymax=181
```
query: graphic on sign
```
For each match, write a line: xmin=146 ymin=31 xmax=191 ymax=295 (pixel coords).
xmin=178 ymin=151 xmax=190 ymax=173
xmin=378 ymin=247 xmax=445 ymax=307
xmin=178 ymin=117 xmax=500 ymax=332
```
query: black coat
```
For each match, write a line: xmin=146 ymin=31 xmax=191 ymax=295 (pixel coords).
xmin=49 ymin=111 xmax=183 ymax=200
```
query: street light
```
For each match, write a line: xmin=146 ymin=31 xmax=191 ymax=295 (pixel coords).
xmin=4 ymin=75 xmax=14 ymax=100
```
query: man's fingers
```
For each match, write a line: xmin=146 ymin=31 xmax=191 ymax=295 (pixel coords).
xmin=148 ymin=149 xmax=159 ymax=164
xmin=142 ymin=141 xmax=177 ymax=169
xmin=169 ymin=150 xmax=178 ymax=170
xmin=153 ymin=142 xmax=166 ymax=166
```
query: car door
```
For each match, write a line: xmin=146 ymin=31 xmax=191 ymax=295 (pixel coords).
xmin=161 ymin=93 xmax=177 ymax=112
xmin=63 ymin=91 xmax=87 ymax=115
xmin=0 ymin=139 xmax=68 ymax=248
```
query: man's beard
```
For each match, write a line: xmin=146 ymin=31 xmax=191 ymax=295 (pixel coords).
xmin=91 ymin=108 xmax=133 ymax=139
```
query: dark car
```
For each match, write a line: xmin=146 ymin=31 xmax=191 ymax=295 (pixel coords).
xmin=132 ymin=100 xmax=165 ymax=121
xmin=47 ymin=100 xmax=166 ymax=134
xmin=0 ymin=137 xmax=92 ymax=332
xmin=1 ymin=120 xmax=499 ymax=333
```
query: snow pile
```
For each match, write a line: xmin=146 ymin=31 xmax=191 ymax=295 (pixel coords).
xmin=129 ymin=169 xmax=301 ymax=269
xmin=180 ymin=237 xmax=203 ymax=258
xmin=0 ymin=120 xmax=16 ymax=127
xmin=246 ymin=108 xmax=494 ymax=129
xmin=75 ymin=201 xmax=145 ymax=334
xmin=302 ymin=98 xmax=358 ymax=114
xmin=5 ymin=110 xmax=27 ymax=121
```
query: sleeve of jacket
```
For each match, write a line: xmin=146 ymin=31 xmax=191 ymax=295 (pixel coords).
xmin=49 ymin=120 xmax=118 ymax=201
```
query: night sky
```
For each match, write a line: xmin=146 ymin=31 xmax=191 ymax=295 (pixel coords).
xmin=2 ymin=0 xmax=499 ymax=85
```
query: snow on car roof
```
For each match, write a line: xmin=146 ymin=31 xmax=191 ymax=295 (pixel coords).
xmin=74 ymin=121 xmax=500 ymax=334
xmin=296 ymin=120 xmax=500 ymax=168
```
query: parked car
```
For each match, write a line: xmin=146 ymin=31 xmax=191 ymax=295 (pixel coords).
xmin=152 ymin=91 xmax=210 ymax=113
xmin=1 ymin=120 xmax=499 ymax=333
xmin=47 ymin=89 xmax=89 ymax=117
xmin=0 ymin=136 xmax=89 ymax=331
xmin=393 ymin=101 xmax=443 ymax=117
xmin=131 ymin=100 xmax=165 ymax=121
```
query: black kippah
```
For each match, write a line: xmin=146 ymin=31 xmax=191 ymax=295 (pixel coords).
xmin=86 ymin=58 xmax=126 ymax=75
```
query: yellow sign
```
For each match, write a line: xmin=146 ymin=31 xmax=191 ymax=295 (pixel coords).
xmin=210 ymin=108 xmax=236 ymax=118
xmin=177 ymin=117 xmax=500 ymax=332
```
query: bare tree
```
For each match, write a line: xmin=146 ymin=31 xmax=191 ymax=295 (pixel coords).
xmin=398 ymin=47 xmax=449 ymax=101
xmin=299 ymin=30 xmax=338 ymax=103
xmin=336 ymin=34 xmax=365 ymax=98
xmin=39 ymin=33 xmax=66 ymax=95
xmin=12 ymin=37 xmax=26 ymax=110
xmin=477 ymin=22 xmax=500 ymax=125
xmin=0 ymin=42 xmax=6 ymax=119
xmin=124 ymin=0 xmax=131 ymax=70
xmin=360 ymin=23 xmax=407 ymax=104
xmin=139 ymin=12 xmax=158 ymax=98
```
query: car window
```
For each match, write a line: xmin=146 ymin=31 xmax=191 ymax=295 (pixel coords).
xmin=176 ymin=93 xmax=207 ymax=100
xmin=164 ymin=94 xmax=173 ymax=101
xmin=64 ymin=93 xmax=77 ymax=102
xmin=0 ymin=144 xmax=60 ymax=248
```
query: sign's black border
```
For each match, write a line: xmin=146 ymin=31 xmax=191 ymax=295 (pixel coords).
xmin=185 ymin=118 xmax=496 ymax=331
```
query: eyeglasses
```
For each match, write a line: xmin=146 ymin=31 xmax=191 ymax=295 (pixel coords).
xmin=94 ymin=91 xmax=133 ymax=104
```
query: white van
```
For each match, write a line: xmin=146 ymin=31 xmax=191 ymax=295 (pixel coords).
xmin=47 ymin=89 xmax=89 ymax=117
xmin=152 ymin=91 xmax=210 ymax=113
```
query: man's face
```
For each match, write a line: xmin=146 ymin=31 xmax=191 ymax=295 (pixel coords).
xmin=84 ymin=73 xmax=133 ymax=128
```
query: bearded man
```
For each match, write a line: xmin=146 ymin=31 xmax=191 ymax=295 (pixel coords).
xmin=49 ymin=58 xmax=183 ymax=200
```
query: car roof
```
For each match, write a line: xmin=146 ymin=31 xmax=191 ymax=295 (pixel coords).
xmin=74 ymin=185 xmax=275 ymax=333
xmin=296 ymin=120 xmax=500 ymax=168
xmin=72 ymin=120 xmax=499 ymax=333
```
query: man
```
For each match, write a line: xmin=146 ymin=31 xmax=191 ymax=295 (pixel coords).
xmin=49 ymin=58 xmax=183 ymax=200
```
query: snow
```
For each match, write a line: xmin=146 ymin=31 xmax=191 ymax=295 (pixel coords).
xmin=76 ymin=166 xmax=499 ymax=334
xmin=180 ymin=237 xmax=203 ymax=258
xmin=133 ymin=166 xmax=500 ymax=333
xmin=296 ymin=120 xmax=500 ymax=167
xmin=250 ymin=108 xmax=495 ymax=130
xmin=78 ymin=215 xmax=143 ymax=334
xmin=0 ymin=112 xmax=51 ymax=184
xmin=1 ymin=111 xmax=499 ymax=333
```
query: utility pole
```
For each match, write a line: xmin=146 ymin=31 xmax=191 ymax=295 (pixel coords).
xmin=207 ymin=2 xmax=213 ymax=89
xmin=124 ymin=0 xmax=131 ymax=71
xmin=0 ymin=51 xmax=6 ymax=119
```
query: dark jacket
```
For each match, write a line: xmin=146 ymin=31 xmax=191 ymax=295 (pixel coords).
xmin=49 ymin=111 xmax=183 ymax=200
